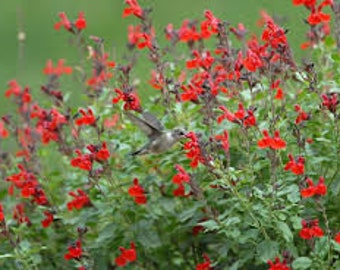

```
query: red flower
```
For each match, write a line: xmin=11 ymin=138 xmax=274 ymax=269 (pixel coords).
xmin=70 ymin=149 xmax=93 ymax=171
xmin=184 ymin=132 xmax=205 ymax=168
xmin=321 ymin=93 xmax=338 ymax=114
xmin=41 ymin=211 xmax=54 ymax=228
xmin=196 ymin=254 xmax=212 ymax=270
xmin=123 ymin=0 xmax=144 ymax=19
xmin=261 ymin=13 xmax=288 ymax=49
xmin=43 ymin=59 xmax=72 ymax=76
xmin=128 ymin=178 xmax=147 ymax=205
xmin=243 ymin=48 xmax=262 ymax=72
xmin=177 ymin=20 xmax=201 ymax=43
xmin=75 ymin=108 xmax=97 ymax=126
xmin=0 ymin=204 xmax=5 ymax=222
xmin=64 ymin=240 xmax=83 ymax=260
xmin=200 ymin=10 xmax=220 ymax=39
xmin=112 ymin=88 xmax=141 ymax=111
xmin=54 ymin=12 xmax=86 ymax=32
xmin=299 ymin=219 xmax=324 ymax=240
xmin=218 ymin=103 xmax=256 ymax=127
xmin=75 ymin=12 xmax=86 ymax=30
xmin=172 ymin=164 xmax=190 ymax=184
xmin=6 ymin=164 xmax=49 ymax=206
xmin=258 ymin=130 xmax=286 ymax=150
xmin=95 ymin=142 xmax=111 ymax=161
xmin=215 ymin=130 xmax=230 ymax=152
xmin=267 ymin=257 xmax=291 ymax=270
xmin=0 ymin=120 xmax=9 ymax=138
xmin=54 ymin=12 xmax=72 ymax=31
xmin=115 ymin=242 xmax=137 ymax=267
xmin=67 ymin=189 xmax=91 ymax=211
xmin=335 ymin=232 xmax=340 ymax=244
xmin=284 ymin=154 xmax=305 ymax=175
xmin=301 ymin=176 xmax=327 ymax=197
xmin=294 ymin=104 xmax=310 ymax=124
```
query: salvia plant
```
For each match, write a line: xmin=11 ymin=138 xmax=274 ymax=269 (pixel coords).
xmin=1 ymin=0 xmax=340 ymax=269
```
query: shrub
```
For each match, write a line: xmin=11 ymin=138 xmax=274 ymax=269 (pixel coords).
xmin=1 ymin=0 xmax=340 ymax=269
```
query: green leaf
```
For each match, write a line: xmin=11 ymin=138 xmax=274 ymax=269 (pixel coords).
xmin=256 ymin=240 xmax=279 ymax=262
xmin=292 ymin=257 xmax=312 ymax=269
xmin=200 ymin=220 xmax=219 ymax=231
xmin=276 ymin=221 xmax=293 ymax=242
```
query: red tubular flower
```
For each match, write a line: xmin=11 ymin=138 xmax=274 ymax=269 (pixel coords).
xmin=6 ymin=164 xmax=49 ymax=205
xmin=64 ymin=240 xmax=83 ymax=260
xmin=215 ymin=130 xmax=230 ymax=152
xmin=321 ymin=93 xmax=338 ymax=114
xmin=67 ymin=189 xmax=91 ymax=211
xmin=294 ymin=104 xmax=310 ymax=124
xmin=95 ymin=142 xmax=111 ymax=161
xmin=200 ymin=10 xmax=220 ymax=39
xmin=284 ymin=154 xmax=305 ymax=175
xmin=196 ymin=254 xmax=212 ymax=270
xmin=271 ymin=130 xmax=286 ymax=149
xmin=75 ymin=12 xmax=86 ymax=30
xmin=172 ymin=165 xmax=190 ymax=184
xmin=184 ymin=132 xmax=204 ymax=168
xmin=261 ymin=13 xmax=288 ymax=49
xmin=54 ymin=12 xmax=72 ymax=31
xmin=70 ymin=149 xmax=93 ymax=171
xmin=41 ymin=211 xmax=54 ymax=228
xmin=243 ymin=48 xmax=263 ymax=72
xmin=177 ymin=19 xmax=201 ymax=43
xmin=54 ymin=12 xmax=86 ymax=32
xmin=128 ymin=178 xmax=147 ymax=205
xmin=0 ymin=120 xmax=9 ymax=138
xmin=299 ymin=219 xmax=324 ymax=240
xmin=258 ymin=130 xmax=272 ymax=149
xmin=115 ymin=242 xmax=137 ymax=267
xmin=335 ymin=232 xmax=340 ymax=244
xmin=43 ymin=59 xmax=72 ymax=76
xmin=258 ymin=130 xmax=286 ymax=150
xmin=123 ymin=0 xmax=144 ymax=19
xmin=267 ymin=257 xmax=291 ymax=270
xmin=300 ymin=176 xmax=327 ymax=198
xmin=112 ymin=88 xmax=141 ymax=111
xmin=218 ymin=104 xmax=256 ymax=127
xmin=0 ymin=204 xmax=4 ymax=222
xmin=75 ymin=108 xmax=97 ymax=126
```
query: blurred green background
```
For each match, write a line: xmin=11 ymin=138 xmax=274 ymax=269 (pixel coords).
xmin=0 ymin=0 xmax=308 ymax=109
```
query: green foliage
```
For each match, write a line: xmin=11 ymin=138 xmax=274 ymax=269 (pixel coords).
xmin=1 ymin=1 xmax=340 ymax=270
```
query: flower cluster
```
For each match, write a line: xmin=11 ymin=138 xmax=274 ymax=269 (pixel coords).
xmin=284 ymin=154 xmax=305 ymax=175
xmin=257 ymin=130 xmax=286 ymax=150
xmin=172 ymin=164 xmax=191 ymax=197
xmin=114 ymin=242 xmax=137 ymax=267
xmin=218 ymin=103 xmax=256 ymax=127
xmin=67 ymin=189 xmax=91 ymax=211
xmin=267 ymin=257 xmax=291 ymax=270
xmin=299 ymin=219 xmax=324 ymax=240
xmin=300 ymin=176 xmax=327 ymax=198
xmin=64 ymin=240 xmax=83 ymax=260
xmin=128 ymin=178 xmax=147 ymax=204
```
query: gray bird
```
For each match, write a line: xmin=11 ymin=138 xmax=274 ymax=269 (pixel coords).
xmin=125 ymin=111 xmax=187 ymax=156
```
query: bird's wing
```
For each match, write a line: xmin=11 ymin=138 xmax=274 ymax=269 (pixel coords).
xmin=125 ymin=112 xmax=163 ymax=138
xmin=142 ymin=111 xmax=164 ymax=132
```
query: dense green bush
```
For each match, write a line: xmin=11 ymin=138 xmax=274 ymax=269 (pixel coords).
xmin=1 ymin=0 xmax=340 ymax=269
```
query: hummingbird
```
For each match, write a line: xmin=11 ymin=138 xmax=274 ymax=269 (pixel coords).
xmin=125 ymin=111 xmax=187 ymax=156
